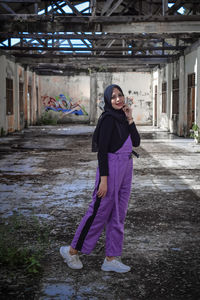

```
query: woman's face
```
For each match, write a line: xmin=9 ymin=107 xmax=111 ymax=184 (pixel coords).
xmin=111 ymin=88 xmax=125 ymax=110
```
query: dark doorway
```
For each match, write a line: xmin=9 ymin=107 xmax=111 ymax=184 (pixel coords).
xmin=154 ymin=85 xmax=157 ymax=126
xmin=28 ymin=85 xmax=32 ymax=125
xmin=187 ymin=73 xmax=195 ymax=133
xmin=19 ymin=82 xmax=24 ymax=129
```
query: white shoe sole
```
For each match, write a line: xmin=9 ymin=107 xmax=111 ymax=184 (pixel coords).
xmin=101 ymin=265 xmax=131 ymax=273
xmin=60 ymin=246 xmax=68 ymax=261
xmin=60 ymin=247 xmax=83 ymax=270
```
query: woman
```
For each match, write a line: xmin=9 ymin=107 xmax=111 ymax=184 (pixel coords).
xmin=60 ymin=84 xmax=140 ymax=273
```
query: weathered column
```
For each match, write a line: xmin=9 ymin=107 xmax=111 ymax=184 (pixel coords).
xmin=90 ymin=72 xmax=97 ymax=125
xmin=0 ymin=55 xmax=7 ymax=134
xmin=162 ymin=0 xmax=168 ymax=16
xmin=152 ymin=69 xmax=159 ymax=127
xmin=38 ymin=76 xmax=42 ymax=119
xmin=14 ymin=64 xmax=20 ymax=131
xmin=196 ymin=46 xmax=200 ymax=126
xmin=32 ymin=72 xmax=36 ymax=124
xmin=24 ymin=66 xmax=28 ymax=127
xmin=178 ymin=56 xmax=186 ymax=136
xmin=157 ymin=68 xmax=162 ymax=128
xmin=167 ymin=63 xmax=173 ymax=132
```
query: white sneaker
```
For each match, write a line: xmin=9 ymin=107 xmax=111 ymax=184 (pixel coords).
xmin=60 ymin=246 xmax=83 ymax=270
xmin=101 ymin=258 xmax=131 ymax=273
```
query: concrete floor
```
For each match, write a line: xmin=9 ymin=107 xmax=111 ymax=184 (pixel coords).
xmin=0 ymin=125 xmax=200 ymax=299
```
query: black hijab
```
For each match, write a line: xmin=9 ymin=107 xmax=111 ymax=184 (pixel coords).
xmin=92 ymin=84 xmax=128 ymax=152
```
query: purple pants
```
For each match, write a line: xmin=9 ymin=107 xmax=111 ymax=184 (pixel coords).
xmin=71 ymin=136 xmax=133 ymax=256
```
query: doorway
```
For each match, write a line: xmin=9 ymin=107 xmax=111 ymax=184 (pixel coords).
xmin=154 ymin=85 xmax=157 ymax=126
xmin=187 ymin=73 xmax=195 ymax=133
xmin=19 ymin=82 xmax=24 ymax=129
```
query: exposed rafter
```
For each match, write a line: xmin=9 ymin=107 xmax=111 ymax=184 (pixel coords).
xmin=102 ymin=0 xmax=124 ymax=17
xmin=165 ymin=0 xmax=183 ymax=15
xmin=0 ymin=2 xmax=15 ymax=13
xmin=64 ymin=0 xmax=82 ymax=16
xmin=0 ymin=15 xmax=200 ymax=34
xmin=0 ymin=0 xmax=199 ymax=74
xmin=1 ymin=45 xmax=187 ymax=52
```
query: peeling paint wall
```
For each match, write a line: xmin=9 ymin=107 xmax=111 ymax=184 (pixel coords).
xmin=152 ymin=42 xmax=200 ymax=136
xmin=39 ymin=72 xmax=152 ymax=125
xmin=95 ymin=72 xmax=152 ymax=125
xmin=0 ymin=54 xmax=40 ymax=134
xmin=0 ymin=55 xmax=6 ymax=133
xmin=39 ymin=75 xmax=90 ymax=122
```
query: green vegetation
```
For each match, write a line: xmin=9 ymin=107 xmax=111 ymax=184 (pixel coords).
xmin=37 ymin=110 xmax=62 ymax=125
xmin=0 ymin=127 xmax=6 ymax=136
xmin=0 ymin=212 xmax=50 ymax=276
xmin=190 ymin=123 xmax=200 ymax=143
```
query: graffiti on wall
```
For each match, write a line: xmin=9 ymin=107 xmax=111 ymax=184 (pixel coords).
xmin=42 ymin=94 xmax=88 ymax=115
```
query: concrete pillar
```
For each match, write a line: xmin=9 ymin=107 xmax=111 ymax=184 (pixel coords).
xmin=151 ymin=69 xmax=158 ymax=127
xmin=90 ymin=72 xmax=97 ymax=125
xmin=32 ymin=72 xmax=36 ymax=124
xmin=167 ymin=63 xmax=173 ymax=132
xmin=0 ymin=55 xmax=7 ymax=134
xmin=157 ymin=68 xmax=162 ymax=128
xmin=29 ymin=72 xmax=33 ymax=125
xmin=38 ymin=76 xmax=42 ymax=118
xmin=162 ymin=0 xmax=168 ymax=15
xmin=196 ymin=47 xmax=200 ymax=127
xmin=151 ymin=72 xmax=154 ymax=126
xmin=24 ymin=67 xmax=28 ymax=127
xmin=14 ymin=64 xmax=20 ymax=131
xmin=178 ymin=56 xmax=186 ymax=136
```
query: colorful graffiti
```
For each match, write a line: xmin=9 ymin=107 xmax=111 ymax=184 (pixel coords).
xmin=42 ymin=94 xmax=88 ymax=115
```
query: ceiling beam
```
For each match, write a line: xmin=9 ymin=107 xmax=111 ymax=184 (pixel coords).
xmin=165 ymin=0 xmax=183 ymax=15
xmin=0 ymin=15 xmax=200 ymax=33
xmin=64 ymin=0 xmax=82 ymax=16
xmin=100 ymin=39 xmax=115 ymax=55
xmin=1 ymin=14 xmax=200 ymax=22
xmin=13 ymin=53 xmax=176 ymax=60
xmin=0 ymin=32 xmax=197 ymax=40
xmin=90 ymin=0 xmax=96 ymax=17
xmin=162 ymin=0 xmax=168 ymax=16
xmin=1 ymin=46 xmax=186 ymax=51
xmin=15 ymin=57 xmax=170 ymax=67
xmin=0 ymin=0 xmax=41 ymax=2
xmin=54 ymin=2 xmax=66 ymax=15
xmin=103 ymin=20 xmax=200 ymax=34
xmin=105 ymin=0 xmax=124 ymax=17
xmin=101 ymin=0 xmax=115 ymax=16
xmin=0 ymin=2 xmax=16 ymax=13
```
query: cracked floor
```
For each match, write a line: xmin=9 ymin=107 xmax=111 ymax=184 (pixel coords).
xmin=0 ymin=125 xmax=200 ymax=300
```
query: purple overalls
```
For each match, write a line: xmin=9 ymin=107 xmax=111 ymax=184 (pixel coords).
xmin=71 ymin=135 xmax=133 ymax=257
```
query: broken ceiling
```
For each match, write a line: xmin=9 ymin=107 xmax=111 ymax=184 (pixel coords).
xmin=0 ymin=0 xmax=200 ymax=74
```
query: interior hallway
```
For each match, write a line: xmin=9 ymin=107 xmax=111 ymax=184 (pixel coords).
xmin=0 ymin=125 xmax=200 ymax=299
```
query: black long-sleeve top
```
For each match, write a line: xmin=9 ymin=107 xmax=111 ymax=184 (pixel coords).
xmin=97 ymin=115 xmax=140 ymax=176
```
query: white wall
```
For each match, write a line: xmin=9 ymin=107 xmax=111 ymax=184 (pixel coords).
xmin=0 ymin=55 xmax=17 ymax=133
xmin=96 ymin=72 xmax=152 ymax=125
xmin=39 ymin=72 xmax=152 ymax=125
xmin=152 ymin=41 xmax=200 ymax=136
xmin=197 ymin=47 xmax=200 ymax=126
xmin=0 ymin=54 xmax=39 ymax=134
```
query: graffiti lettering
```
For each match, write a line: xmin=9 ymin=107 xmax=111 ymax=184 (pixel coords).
xmin=41 ymin=94 xmax=88 ymax=116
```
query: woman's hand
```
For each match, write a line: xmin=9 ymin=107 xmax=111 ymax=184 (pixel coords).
xmin=97 ymin=176 xmax=107 ymax=198
xmin=122 ymin=104 xmax=134 ymax=124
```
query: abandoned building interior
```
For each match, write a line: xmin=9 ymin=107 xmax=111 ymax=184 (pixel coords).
xmin=1 ymin=1 xmax=200 ymax=298
xmin=0 ymin=0 xmax=200 ymax=136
